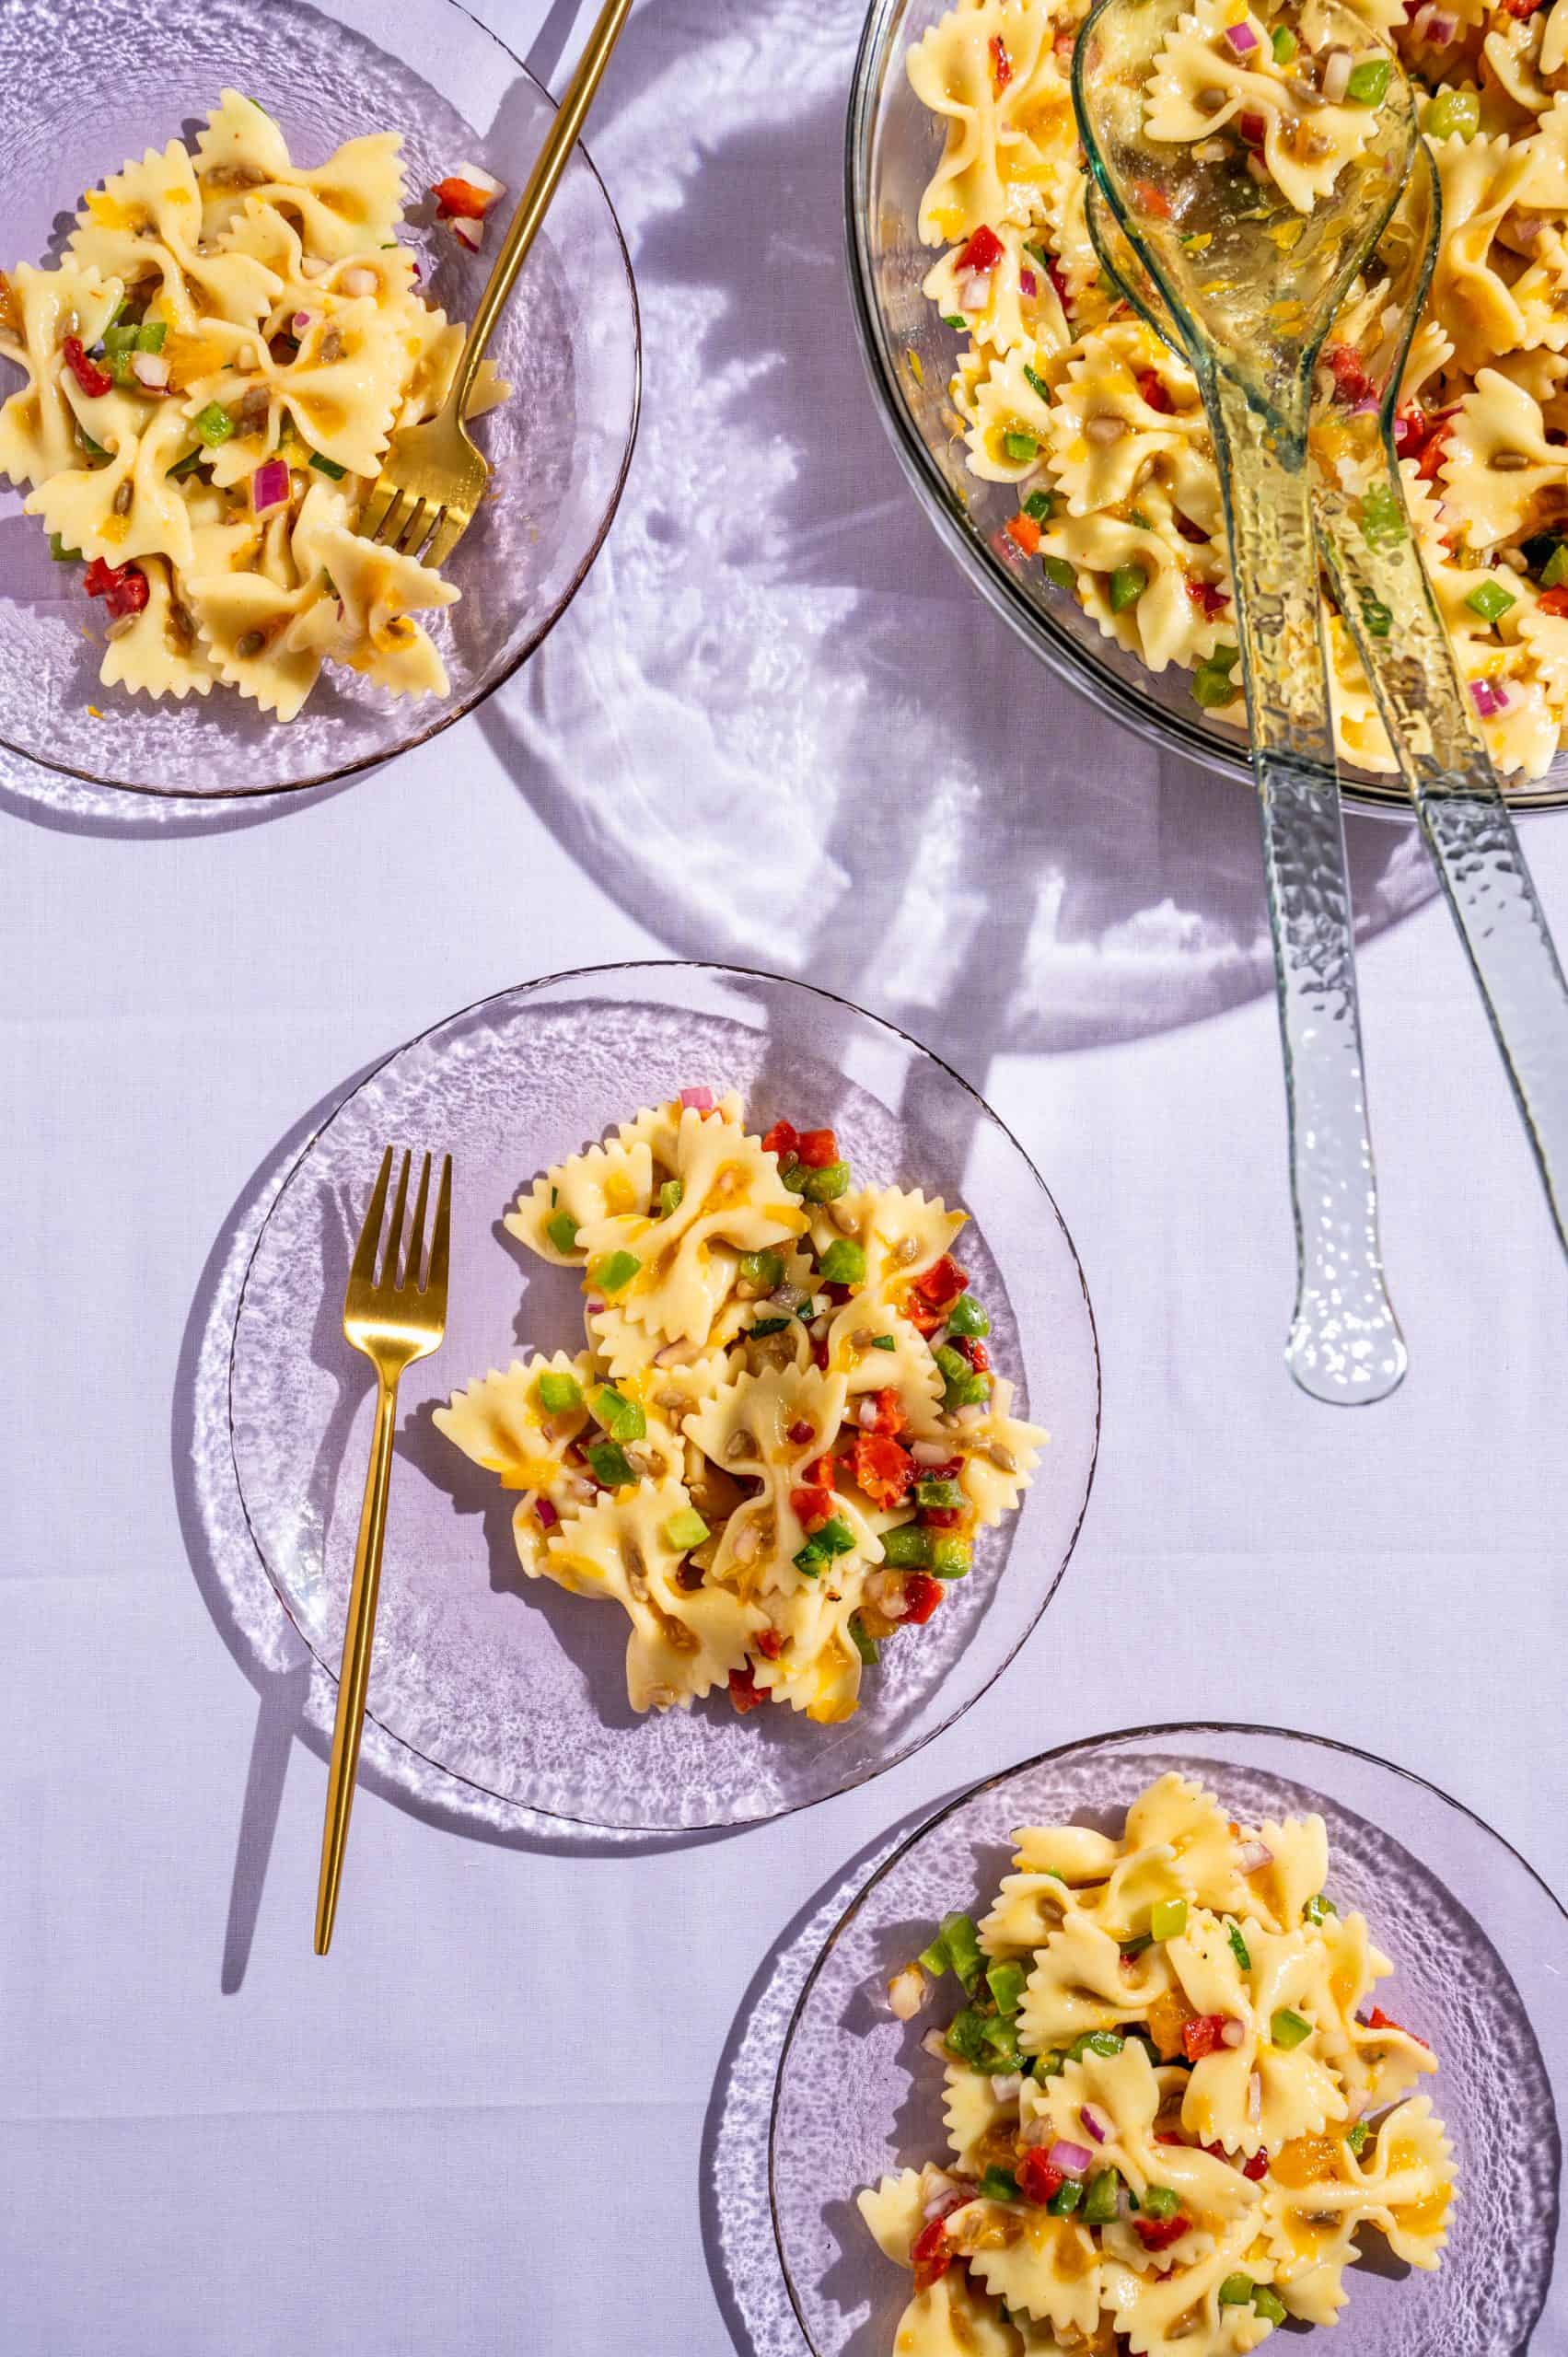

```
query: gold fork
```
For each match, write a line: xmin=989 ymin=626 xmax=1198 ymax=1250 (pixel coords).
xmin=315 ymin=1145 xmax=452 ymax=1956
xmin=360 ymin=0 xmax=634 ymax=569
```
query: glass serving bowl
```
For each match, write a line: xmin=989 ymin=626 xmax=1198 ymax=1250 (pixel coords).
xmin=772 ymin=1722 xmax=1568 ymax=2353
xmin=227 ymin=961 xmax=1101 ymax=1831
xmin=0 ymin=0 xmax=639 ymax=800
xmin=844 ymin=0 xmax=1568 ymax=818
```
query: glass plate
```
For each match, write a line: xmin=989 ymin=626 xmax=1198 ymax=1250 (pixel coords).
xmin=0 ymin=0 xmax=639 ymax=801
xmin=227 ymin=961 xmax=1100 ymax=1830
xmin=772 ymin=1723 xmax=1567 ymax=2353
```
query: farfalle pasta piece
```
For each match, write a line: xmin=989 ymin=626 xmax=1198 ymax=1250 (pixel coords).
xmin=1145 ymin=0 xmax=1379 ymax=212
xmin=1438 ymin=366 xmax=1562 ymax=546
xmin=97 ymin=555 xmax=217 ymax=702
xmin=68 ymin=140 xmax=282 ymax=331
xmin=26 ymin=397 xmax=194 ymax=570
xmin=193 ymin=90 xmax=405 ymax=260
xmin=545 ymin=1478 xmax=764 ymax=1712
xmin=0 ymin=261 xmax=124 ymax=487
xmin=887 ymin=2271 xmax=1025 ymax=2357
xmin=856 ymin=2167 xmax=930 ymax=2267
xmin=907 ymin=0 xmax=1073 ymax=245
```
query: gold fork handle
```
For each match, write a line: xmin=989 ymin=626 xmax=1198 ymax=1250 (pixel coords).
xmin=448 ymin=0 xmax=634 ymax=424
xmin=315 ymin=1370 xmax=401 ymax=1955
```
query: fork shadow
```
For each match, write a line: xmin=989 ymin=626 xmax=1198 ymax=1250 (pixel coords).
xmin=173 ymin=1062 xmax=743 ymax=1997
xmin=479 ymin=0 xmax=1439 ymax=1083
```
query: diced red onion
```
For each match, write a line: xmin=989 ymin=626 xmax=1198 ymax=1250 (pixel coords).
xmin=1411 ymin=1 xmax=1435 ymax=31
xmin=1020 ymin=268 xmax=1038 ymax=296
xmin=1323 ymin=47 xmax=1353 ymax=101
xmin=1225 ymin=19 xmax=1260 ymax=50
xmin=251 ymin=458 xmax=291 ymax=515
xmin=586 ymin=1296 xmax=605 ymax=1313
xmin=453 ymin=160 xmax=505 ymax=202
xmin=447 ymin=215 xmax=483 ymax=252
xmin=1351 ymin=395 xmax=1378 ymax=415
xmin=1221 ymin=2018 xmax=1247 ymax=2049
xmin=858 ymin=1399 xmax=881 ymax=1430
xmin=411 ymin=260 xmax=422 ymax=281
xmin=1079 ymin=2104 xmax=1109 ymax=2145
xmin=340 ymin=265 xmax=378 ymax=298
xmin=958 ymin=271 xmax=991 ymax=312
xmin=923 ymin=2172 xmax=959 ymax=2215
xmin=536 ymin=1496 xmax=559 ymax=1528
xmin=1049 ymin=2139 xmax=1093 ymax=2177
xmin=990 ymin=2072 xmax=1022 ymax=2101
xmin=1471 ymin=679 xmax=1508 ymax=718
xmin=131 ymin=351 xmax=169 ymax=389
xmin=1237 ymin=1839 xmax=1273 ymax=1871
xmin=912 ymin=1440 xmax=953 ymax=1466
xmin=1428 ymin=12 xmax=1457 ymax=38
xmin=680 ymin=1086 xmax=714 ymax=1110
xmin=298 ymin=254 xmax=328 ymax=280
xmin=1117 ymin=2188 xmax=1134 ymax=2220
xmin=293 ymin=310 xmax=314 ymax=331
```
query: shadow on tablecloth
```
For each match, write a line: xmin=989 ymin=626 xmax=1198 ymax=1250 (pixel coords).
xmin=482 ymin=0 xmax=1439 ymax=1074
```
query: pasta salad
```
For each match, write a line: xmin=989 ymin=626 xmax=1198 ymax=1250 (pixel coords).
xmin=0 ymin=93 xmax=510 ymax=720
xmin=435 ymin=1090 xmax=1046 ymax=1724
xmin=910 ymin=0 xmax=1568 ymax=777
xmin=859 ymin=1772 xmax=1456 ymax=2354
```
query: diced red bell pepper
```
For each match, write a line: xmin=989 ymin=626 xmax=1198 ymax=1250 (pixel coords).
xmin=910 ymin=2212 xmax=953 ymax=2291
xmin=1018 ymin=2148 xmax=1064 ymax=2206
xmin=1182 ymin=2014 xmax=1231 ymax=2062
xmin=761 ymin=1120 xmax=798 ymax=1161
xmin=1324 ymin=343 xmax=1376 ymax=406
xmin=431 ymin=175 xmax=493 ymax=219
xmin=1133 ymin=2212 xmax=1189 ymax=2252
xmin=955 ymin=224 xmax=1005 ymax=277
xmin=811 ymin=1334 xmax=830 ymax=1370
xmin=788 ymin=1420 xmax=817 ymax=1446
xmin=796 ymin=1127 xmax=840 ymax=1168
xmin=1186 ymin=578 xmax=1228 ymax=618
xmin=803 ymin=1451 xmax=837 ymax=1489
xmin=755 ymin=1628 xmax=785 ymax=1660
xmin=948 ymin=1335 xmax=990 ymax=1374
xmin=1237 ymin=110 xmax=1267 ymax=146
xmin=791 ymin=1486 xmax=834 ymax=1532
xmin=63 ymin=333 xmax=113 ymax=399
xmin=1503 ymin=0 xmax=1542 ymax=17
xmin=851 ymin=1431 xmax=916 ymax=1507
xmin=914 ymin=1254 xmax=969 ymax=1309
xmin=1045 ymin=254 xmax=1074 ymax=317
xmin=83 ymin=556 xmax=149 ymax=621
xmin=1005 ymin=513 xmax=1042 ymax=557
xmin=1540 ymin=586 xmax=1568 ymax=617
xmin=866 ymin=1388 xmax=907 ymax=1437
xmin=990 ymin=32 xmax=1013 ymax=89
xmin=900 ymin=1573 xmax=944 ymax=1624
xmin=1132 ymin=178 xmax=1172 ymax=220
xmin=906 ymin=1298 xmax=947 ymax=1337
xmin=1367 ymin=2006 xmax=1431 ymax=2050
xmin=1137 ymin=368 xmax=1175 ymax=415
xmin=728 ymin=1665 xmax=768 ymax=1713
xmin=921 ymin=1506 xmax=962 ymax=1531
xmin=1242 ymin=2149 xmax=1270 ymax=2181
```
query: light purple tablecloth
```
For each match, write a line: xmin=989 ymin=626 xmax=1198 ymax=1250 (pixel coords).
xmin=5 ymin=1 xmax=1566 ymax=2349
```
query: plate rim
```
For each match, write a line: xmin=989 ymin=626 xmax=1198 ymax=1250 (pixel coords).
xmin=224 ymin=955 xmax=1104 ymax=1831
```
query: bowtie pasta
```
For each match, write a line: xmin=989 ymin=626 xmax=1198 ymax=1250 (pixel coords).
xmin=859 ymin=1773 xmax=1456 ymax=2355
xmin=435 ymin=1091 xmax=1046 ymax=1723
xmin=911 ymin=0 xmax=1568 ymax=776
xmin=0 ymin=93 xmax=511 ymax=720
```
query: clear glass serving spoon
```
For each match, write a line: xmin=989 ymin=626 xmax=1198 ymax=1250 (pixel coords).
xmin=1088 ymin=148 xmax=1568 ymax=1257
xmin=1074 ymin=0 xmax=1414 ymax=1404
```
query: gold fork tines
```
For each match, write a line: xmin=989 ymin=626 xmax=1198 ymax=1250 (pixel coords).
xmin=315 ymin=1145 xmax=452 ymax=1956
xmin=361 ymin=0 xmax=634 ymax=568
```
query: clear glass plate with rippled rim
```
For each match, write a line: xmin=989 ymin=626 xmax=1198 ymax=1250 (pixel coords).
xmin=845 ymin=0 xmax=1568 ymax=818
xmin=772 ymin=1722 xmax=1567 ymax=2353
xmin=226 ymin=961 xmax=1101 ymax=1831
xmin=0 ymin=0 xmax=639 ymax=800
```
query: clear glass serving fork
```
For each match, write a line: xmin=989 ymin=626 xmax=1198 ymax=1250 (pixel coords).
xmin=1089 ymin=148 xmax=1568 ymax=1255
xmin=1075 ymin=0 xmax=1415 ymax=1403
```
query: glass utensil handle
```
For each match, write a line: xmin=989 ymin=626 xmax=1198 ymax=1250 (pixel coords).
xmin=1213 ymin=373 xmax=1407 ymax=1404
xmin=1319 ymin=488 xmax=1568 ymax=1254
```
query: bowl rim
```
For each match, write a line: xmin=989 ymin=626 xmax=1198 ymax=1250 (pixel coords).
xmin=225 ymin=955 xmax=1104 ymax=1831
xmin=841 ymin=0 xmax=1568 ymax=820
xmin=0 ymin=0 xmax=642 ymax=804
xmin=768 ymin=1713 xmax=1568 ymax=2352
